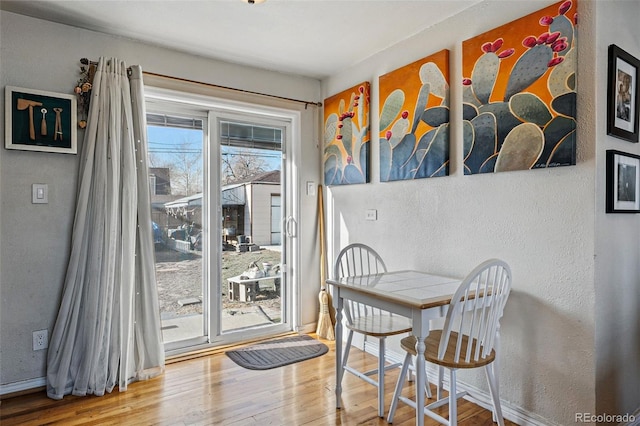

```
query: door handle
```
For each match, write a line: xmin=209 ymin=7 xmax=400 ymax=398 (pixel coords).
xmin=285 ymin=216 xmax=297 ymax=238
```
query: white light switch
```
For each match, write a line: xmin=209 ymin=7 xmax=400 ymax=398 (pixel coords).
xmin=32 ymin=184 xmax=48 ymax=204
xmin=307 ymin=181 xmax=316 ymax=196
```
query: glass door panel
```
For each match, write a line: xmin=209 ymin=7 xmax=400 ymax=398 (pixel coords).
xmin=146 ymin=110 xmax=208 ymax=350
xmin=219 ymin=119 xmax=285 ymax=334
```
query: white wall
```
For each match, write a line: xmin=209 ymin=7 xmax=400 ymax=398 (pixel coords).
xmin=0 ymin=11 xmax=321 ymax=390
xmin=249 ymin=183 xmax=281 ymax=246
xmin=594 ymin=0 xmax=640 ymax=420
xmin=322 ymin=1 xmax=599 ymax=424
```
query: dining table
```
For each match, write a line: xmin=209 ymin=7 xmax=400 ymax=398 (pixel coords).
xmin=326 ymin=269 xmax=463 ymax=426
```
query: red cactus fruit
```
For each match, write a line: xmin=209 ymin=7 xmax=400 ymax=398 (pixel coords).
xmin=347 ymin=155 xmax=352 ymax=164
xmin=462 ymin=78 xmax=472 ymax=86
xmin=552 ymin=40 xmax=568 ymax=52
xmin=540 ymin=16 xmax=554 ymax=26
xmin=546 ymin=31 xmax=561 ymax=44
xmin=481 ymin=42 xmax=493 ymax=53
xmin=523 ymin=36 xmax=537 ymax=48
xmin=559 ymin=0 xmax=572 ymax=15
xmin=401 ymin=111 xmax=409 ymax=119
xmin=385 ymin=130 xmax=392 ymax=140
xmin=537 ymin=32 xmax=550 ymax=44
xmin=498 ymin=48 xmax=515 ymax=59
xmin=492 ymin=38 xmax=504 ymax=52
xmin=548 ymin=57 xmax=564 ymax=67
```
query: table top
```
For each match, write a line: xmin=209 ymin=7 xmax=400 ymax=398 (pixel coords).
xmin=326 ymin=270 xmax=462 ymax=310
xmin=228 ymin=273 xmax=281 ymax=283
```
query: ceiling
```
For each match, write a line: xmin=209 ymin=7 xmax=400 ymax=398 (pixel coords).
xmin=1 ymin=0 xmax=481 ymax=80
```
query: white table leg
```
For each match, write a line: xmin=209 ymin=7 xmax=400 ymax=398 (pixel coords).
xmin=334 ymin=290 xmax=343 ymax=409
xmin=413 ymin=311 xmax=428 ymax=426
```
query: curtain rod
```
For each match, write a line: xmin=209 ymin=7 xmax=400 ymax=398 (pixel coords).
xmin=143 ymin=71 xmax=323 ymax=108
xmin=84 ymin=59 xmax=322 ymax=108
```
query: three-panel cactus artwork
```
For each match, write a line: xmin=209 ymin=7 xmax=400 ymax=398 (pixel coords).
xmin=323 ymin=0 xmax=577 ymax=186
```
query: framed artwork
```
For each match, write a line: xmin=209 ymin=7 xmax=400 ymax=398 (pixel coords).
xmin=462 ymin=0 xmax=577 ymax=174
xmin=606 ymin=150 xmax=640 ymax=213
xmin=607 ymin=45 xmax=639 ymax=143
xmin=323 ymin=82 xmax=370 ymax=185
xmin=5 ymin=86 xmax=77 ymax=154
xmin=378 ymin=49 xmax=450 ymax=182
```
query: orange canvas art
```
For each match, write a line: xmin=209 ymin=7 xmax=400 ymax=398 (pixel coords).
xmin=462 ymin=0 xmax=577 ymax=174
xmin=323 ymin=82 xmax=370 ymax=185
xmin=378 ymin=49 xmax=450 ymax=181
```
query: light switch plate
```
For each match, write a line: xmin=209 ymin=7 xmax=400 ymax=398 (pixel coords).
xmin=32 ymin=184 xmax=48 ymax=204
xmin=307 ymin=181 xmax=316 ymax=196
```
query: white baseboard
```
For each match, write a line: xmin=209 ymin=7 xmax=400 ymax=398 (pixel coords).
xmin=363 ymin=341 xmax=556 ymax=426
xmin=1 ymin=377 xmax=45 ymax=396
xmin=298 ymin=322 xmax=317 ymax=334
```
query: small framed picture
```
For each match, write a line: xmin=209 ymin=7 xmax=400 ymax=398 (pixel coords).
xmin=606 ymin=150 xmax=640 ymax=213
xmin=607 ymin=45 xmax=640 ymax=143
xmin=5 ymin=86 xmax=77 ymax=154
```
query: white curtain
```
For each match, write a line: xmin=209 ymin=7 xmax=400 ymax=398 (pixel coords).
xmin=46 ymin=58 xmax=164 ymax=400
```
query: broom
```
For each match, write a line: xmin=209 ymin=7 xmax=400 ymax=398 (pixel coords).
xmin=315 ymin=184 xmax=335 ymax=340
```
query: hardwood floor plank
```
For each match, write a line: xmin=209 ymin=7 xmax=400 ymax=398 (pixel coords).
xmin=0 ymin=334 xmax=516 ymax=425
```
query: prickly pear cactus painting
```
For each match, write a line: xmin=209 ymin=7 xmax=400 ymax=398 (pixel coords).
xmin=462 ymin=0 xmax=577 ymax=174
xmin=379 ymin=49 xmax=450 ymax=182
xmin=324 ymin=82 xmax=370 ymax=186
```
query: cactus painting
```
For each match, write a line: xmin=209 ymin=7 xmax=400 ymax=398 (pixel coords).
xmin=379 ymin=49 xmax=450 ymax=182
xmin=323 ymin=82 xmax=370 ymax=186
xmin=462 ymin=0 xmax=577 ymax=174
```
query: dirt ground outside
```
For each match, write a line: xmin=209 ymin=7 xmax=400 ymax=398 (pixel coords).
xmin=155 ymin=246 xmax=282 ymax=320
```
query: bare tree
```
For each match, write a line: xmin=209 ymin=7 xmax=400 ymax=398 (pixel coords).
xmin=170 ymin=141 xmax=202 ymax=195
xmin=221 ymin=149 xmax=267 ymax=184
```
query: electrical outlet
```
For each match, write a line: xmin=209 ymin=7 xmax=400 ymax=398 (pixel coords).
xmin=365 ymin=209 xmax=377 ymax=221
xmin=33 ymin=329 xmax=48 ymax=351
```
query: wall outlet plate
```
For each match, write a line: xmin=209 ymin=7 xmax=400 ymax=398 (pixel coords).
xmin=33 ymin=329 xmax=48 ymax=351
xmin=365 ymin=209 xmax=377 ymax=221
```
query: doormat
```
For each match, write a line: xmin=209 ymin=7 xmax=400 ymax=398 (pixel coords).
xmin=225 ymin=334 xmax=328 ymax=370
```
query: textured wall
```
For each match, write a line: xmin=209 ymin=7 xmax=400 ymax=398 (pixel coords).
xmin=0 ymin=11 xmax=321 ymax=388
xmin=322 ymin=1 xmax=597 ymax=424
xmin=594 ymin=0 xmax=640 ymax=420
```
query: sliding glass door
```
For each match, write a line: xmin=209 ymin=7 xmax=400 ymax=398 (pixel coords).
xmin=145 ymin=93 xmax=295 ymax=353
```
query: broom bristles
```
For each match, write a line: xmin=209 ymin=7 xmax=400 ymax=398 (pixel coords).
xmin=316 ymin=290 xmax=335 ymax=340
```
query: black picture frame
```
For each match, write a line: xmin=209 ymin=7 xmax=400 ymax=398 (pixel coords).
xmin=606 ymin=150 xmax=640 ymax=213
xmin=4 ymin=86 xmax=77 ymax=154
xmin=607 ymin=45 xmax=640 ymax=143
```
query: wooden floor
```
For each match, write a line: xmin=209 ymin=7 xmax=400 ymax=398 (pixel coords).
xmin=0 ymin=334 xmax=517 ymax=425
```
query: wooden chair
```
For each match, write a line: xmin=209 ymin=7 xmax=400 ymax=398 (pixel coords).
xmin=334 ymin=243 xmax=413 ymax=418
xmin=387 ymin=259 xmax=512 ymax=425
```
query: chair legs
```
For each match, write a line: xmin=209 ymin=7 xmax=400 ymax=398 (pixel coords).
xmin=389 ymin=359 xmax=504 ymax=426
xmin=340 ymin=333 xmax=394 ymax=418
xmin=387 ymin=352 xmax=412 ymax=423
xmin=485 ymin=364 xmax=505 ymax=426
xmin=448 ymin=369 xmax=457 ymax=425
xmin=339 ymin=330 xmax=355 ymax=384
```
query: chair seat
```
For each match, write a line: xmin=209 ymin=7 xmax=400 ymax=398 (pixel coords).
xmin=400 ymin=331 xmax=495 ymax=369
xmin=346 ymin=314 xmax=412 ymax=337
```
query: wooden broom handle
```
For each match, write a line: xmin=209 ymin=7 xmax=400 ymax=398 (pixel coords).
xmin=318 ymin=184 xmax=326 ymax=290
